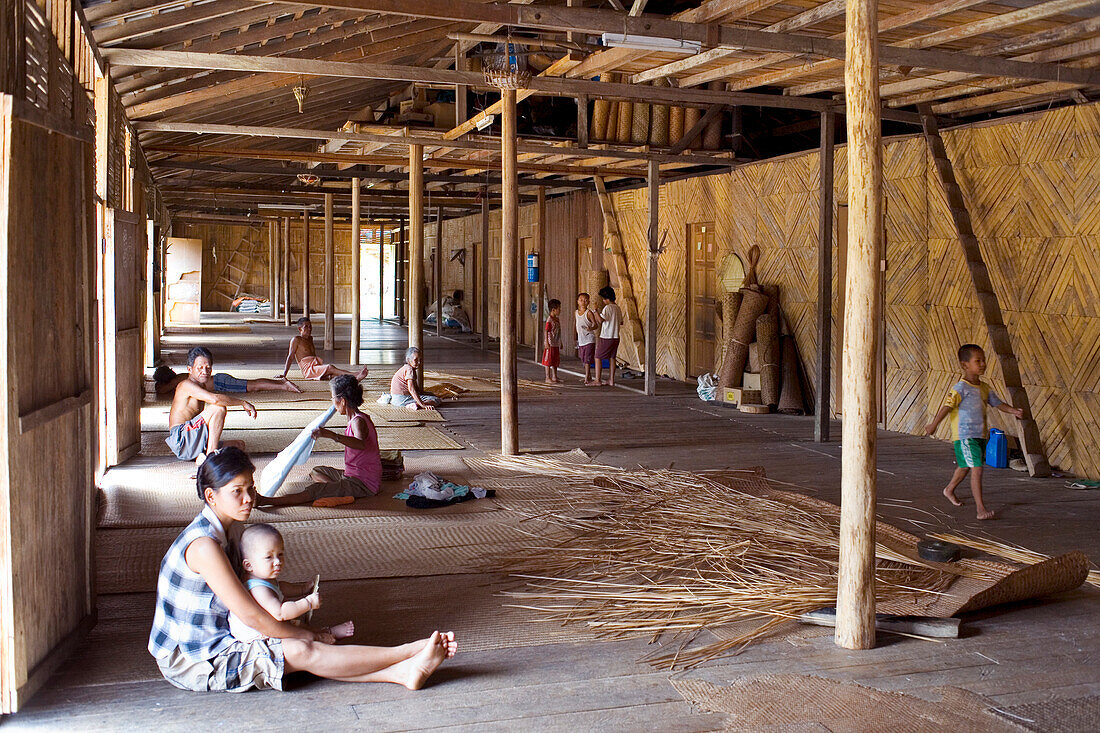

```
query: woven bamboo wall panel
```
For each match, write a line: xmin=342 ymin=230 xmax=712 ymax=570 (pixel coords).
xmin=955 ymin=165 xmax=1021 ymax=238
xmin=1021 ymin=161 xmax=1076 ymax=237
xmin=886 ymin=368 xmax=928 ymax=436
xmin=1073 ymin=156 xmax=1100 ymax=235
xmin=886 ymin=305 xmax=929 ymax=372
xmin=1020 ymin=106 xmax=1076 ymax=163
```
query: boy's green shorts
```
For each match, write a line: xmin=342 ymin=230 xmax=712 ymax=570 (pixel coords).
xmin=953 ymin=438 xmax=986 ymax=468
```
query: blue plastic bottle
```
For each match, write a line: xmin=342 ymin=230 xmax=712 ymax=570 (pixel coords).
xmin=985 ymin=428 xmax=1008 ymax=469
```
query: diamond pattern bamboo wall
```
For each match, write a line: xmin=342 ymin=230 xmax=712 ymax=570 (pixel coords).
xmin=435 ymin=102 xmax=1100 ymax=478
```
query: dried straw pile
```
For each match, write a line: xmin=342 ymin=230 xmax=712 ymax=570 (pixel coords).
xmin=484 ymin=457 xmax=959 ymax=669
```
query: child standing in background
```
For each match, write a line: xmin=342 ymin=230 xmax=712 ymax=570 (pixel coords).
xmin=593 ymin=286 xmax=623 ymax=387
xmin=924 ymin=344 xmax=1023 ymax=520
xmin=575 ymin=293 xmax=599 ymax=385
xmin=542 ymin=299 xmax=562 ymax=383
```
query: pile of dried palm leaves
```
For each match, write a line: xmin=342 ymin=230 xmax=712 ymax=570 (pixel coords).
xmin=482 ymin=455 xmax=982 ymax=669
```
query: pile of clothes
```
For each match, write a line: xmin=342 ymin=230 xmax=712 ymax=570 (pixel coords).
xmin=394 ymin=471 xmax=495 ymax=509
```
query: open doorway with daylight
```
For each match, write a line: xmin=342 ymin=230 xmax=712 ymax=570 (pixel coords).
xmin=361 ymin=222 xmax=398 ymax=321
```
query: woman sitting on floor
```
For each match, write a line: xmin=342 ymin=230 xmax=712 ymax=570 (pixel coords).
xmin=376 ymin=347 xmax=441 ymax=411
xmin=148 ymin=446 xmax=456 ymax=693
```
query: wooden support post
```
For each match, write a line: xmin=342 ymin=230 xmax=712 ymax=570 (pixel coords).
xmin=268 ymin=220 xmax=276 ymax=317
xmin=324 ymin=193 xmax=335 ymax=351
xmin=645 ymin=159 xmax=659 ymax=396
xmin=435 ymin=207 xmax=443 ymax=337
xmin=398 ymin=217 xmax=406 ymax=327
xmin=302 ymin=209 xmax=310 ymax=319
xmin=815 ymin=111 xmax=835 ymax=443
xmin=480 ymin=187 xmax=490 ymax=351
xmin=455 ymin=46 xmax=468 ymax=126
xmin=350 ymin=178 xmax=361 ymax=362
xmin=836 ymin=0 xmax=882 ymax=652
xmin=409 ymin=145 xmax=425 ymax=387
xmin=577 ymin=95 xmax=589 ymax=148
xmin=282 ymin=217 xmax=291 ymax=326
xmin=500 ymin=88 xmax=519 ymax=455
xmin=535 ymin=188 xmax=546 ymax=364
xmin=379 ymin=222 xmax=385 ymax=324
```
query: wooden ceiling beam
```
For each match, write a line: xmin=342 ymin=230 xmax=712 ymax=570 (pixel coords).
xmin=85 ymin=0 xmax=193 ymax=25
xmin=263 ymin=0 xmax=1100 ymax=86
xmin=94 ymin=0 xmax=264 ymax=46
xmin=144 ymin=144 xmax=648 ymax=177
xmin=160 ymin=184 xmax=512 ymax=204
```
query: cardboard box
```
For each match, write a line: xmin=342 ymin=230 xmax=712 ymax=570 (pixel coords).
xmin=741 ymin=372 xmax=761 ymax=390
xmin=722 ymin=388 xmax=761 ymax=406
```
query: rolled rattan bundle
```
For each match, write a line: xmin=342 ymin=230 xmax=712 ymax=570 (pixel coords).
xmin=649 ymin=79 xmax=670 ymax=147
xmin=702 ymin=82 xmax=724 ymax=149
xmin=778 ymin=335 xmax=806 ymax=415
xmin=631 ymin=93 xmax=650 ymax=145
xmin=616 ymin=101 xmax=633 ymax=143
xmin=719 ymin=286 xmax=769 ymax=388
xmin=763 ymin=285 xmax=779 ymax=318
xmin=713 ymin=290 xmax=742 ymax=374
xmin=605 ymin=93 xmax=619 ymax=144
xmin=757 ymin=312 xmax=781 ymax=407
xmin=588 ymin=269 xmax=610 ymax=303
xmin=747 ymin=342 xmax=759 ymax=373
xmin=591 ymin=75 xmax=612 ymax=141
xmin=683 ymin=107 xmax=701 ymax=148
xmin=669 ymin=105 xmax=685 ymax=143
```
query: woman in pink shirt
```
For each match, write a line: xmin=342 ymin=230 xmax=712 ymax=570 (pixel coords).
xmin=256 ymin=375 xmax=382 ymax=508
xmin=380 ymin=347 xmax=441 ymax=411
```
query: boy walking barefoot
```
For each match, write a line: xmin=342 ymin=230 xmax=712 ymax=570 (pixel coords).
xmin=542 ymin=299 xmax=563 ymax=383
xmin=281 ymin=317 xmax=370 ymax=381
xmin=924 ymin=344 xmax=1024 ymax=520
xmin=229 ymin=523 xmax=354 ymax=643
xmin=574 ymin=293 xmax=599 ymax=385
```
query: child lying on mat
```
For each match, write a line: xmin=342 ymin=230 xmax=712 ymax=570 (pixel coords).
xmin=377 ymin=347 xmax=441 ymax=411
xmin=228 ymin=523 xmax=354 ymax=643
xmin=256 ymin=375 xmax=383 ymax=508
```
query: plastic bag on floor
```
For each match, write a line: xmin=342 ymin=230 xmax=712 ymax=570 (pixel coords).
xmin=697 ymin=373 xmax=718 ymax=402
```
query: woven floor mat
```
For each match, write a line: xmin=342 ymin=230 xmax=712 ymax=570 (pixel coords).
xmin=97 ymin=515 xmax=537 ymax=593
xmin=164 ymin=324 xmax=253 ymax=333
xmin=140 ymin=406 xmax=443 ymax=432
xmin=672 ymin=675 xmax=1024 ymax=732
xmin=54 ymin=573 xmax=602 ymax=688
xmin=140 ymin=425 xmax=463 ymax=456
xmin=994 ymin=695 xmax=1100 ymax=732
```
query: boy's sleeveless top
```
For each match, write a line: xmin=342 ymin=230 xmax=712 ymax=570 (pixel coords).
xmin=575 ymin=310 xmax=597 ymax=347
xmin=344 ymin=412 xmax=382 ymax=490
xmin=148 ymin=505 xmax=240 ymax=663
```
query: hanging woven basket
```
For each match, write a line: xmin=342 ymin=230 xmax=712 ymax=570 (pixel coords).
xmin=481 ymin=40 xmax=532 ymax=90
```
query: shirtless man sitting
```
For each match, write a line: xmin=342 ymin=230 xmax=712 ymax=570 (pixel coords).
xmin=280 ymin=317 xmax=370 ymax=382
xmin=166 ymin=346 xmax=258 ymax=463
xmin=153 ymin=355 xmax=303 ymax=397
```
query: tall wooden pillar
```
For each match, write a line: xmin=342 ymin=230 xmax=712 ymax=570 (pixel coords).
xmin=282 ymin=217 xmax=291 ymax=326
xmin=480 ymin=187 xmax=490 ymax=351
xmin=397 ymin=217 xmax=406 ymax=327
xmin=350 ymin=178 xmax=361 ymax=362
xmin=268 ymin=220 xmax=277 ymax=318
xmin=324 ymin=193 xmax=335 ymax=351
xmin=455 ymin=46 xmax=468 ymax=126
xmin=500 ymin=88 xmax=519 ymax=455
xmin=435 ymin=207 xmax=443 ymax=337
xmin=535 ymin=188 xmax=546 ymax=363
xmin=379 ymin=222 xmax=385 ymax=324
xmin=409 ymin=145 xmax=425 ymax=387
xmin=816 ymin=112 xmax=836 ymax=443
xmin=645 ymin=160 xmax=659 ymax=396
xmin=836 ymin=0 xmax=883 ymax=651
xmin=301 ymin=209 xmax=310 ymax=319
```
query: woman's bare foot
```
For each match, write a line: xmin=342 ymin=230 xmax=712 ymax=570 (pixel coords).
xmin=355 ymin=366 xmax=370 ymax=381
xmin=394 ymin=631 xmax=453 ymax=690
xmin=976 ymin=508 xmax=995 ymax=520
xmin=943 ymin=486 xmax=963 ymax=506
xmin=327 ymin=621 xmax=355 ymax=639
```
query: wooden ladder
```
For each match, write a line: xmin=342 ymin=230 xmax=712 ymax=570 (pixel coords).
xmin=919 ymin=106 xmax=1051 ymax=477
xmin=210 ymin=236 xmax=260 ymax=304
xmin=593 ymin=176 xmax=646 ymax=368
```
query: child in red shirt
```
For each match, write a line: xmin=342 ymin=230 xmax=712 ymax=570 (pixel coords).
xmin=542 ymin=299 xmax=562 ymax=383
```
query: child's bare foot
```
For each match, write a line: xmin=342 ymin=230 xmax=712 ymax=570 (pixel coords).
xmin=395 ymin=631 xmax=452 ymax=690
xmin=355 ymin=366 xmax=370 ymax=381
xmin=544 ymin=379 xmax=555 ymax=384
xmin=327 ymin=620 xmax=354 ymax=639
xmin=585 ymin=381 xmax=600 ymax=387
xmin=943 ymin=486 xmax=963 ymax=506
xmin=405 ymin=403 xmax=419 ymax=411
xmin=551 ymin=377 xmax=562 ymax=383
xmin=976 ymin=508 xmax=995 ymax=520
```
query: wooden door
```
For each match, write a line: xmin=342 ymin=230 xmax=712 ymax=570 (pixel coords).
xmin=576 ymin=236 xmax=592 ymax=295
xmin=832 ymin=205 xmax=886 ymax=424
xmin=688 ymin=223 xmax=718 ymax=377
xmin=101 ymin=209 xmax=144 ymax=465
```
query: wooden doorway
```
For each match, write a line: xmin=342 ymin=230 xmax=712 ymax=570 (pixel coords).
xmin=576 ymin=236 xmax=592 ymax=295
xmin=832 ymin=204 xmax=886 ymax=424
xmin=687 ymin=223 xmax=718 ymax=377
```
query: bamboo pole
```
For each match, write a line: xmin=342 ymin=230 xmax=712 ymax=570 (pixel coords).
xmin=435 ymin=206 xmax=443 ymax=337
xmin=379 ymin=221 xmax=385 ymax=324
xmin=500 ymin=88 xmax=519 ymax=455
xmin=480 ymin=187 xmax=490 ymax=351
xmin=324 ymin=192 xmax=335 ymax=350
xmin=350 ymin=178 xmax=361 ymax=362
xmin=409 ymin=145 xmax=425 ymax=388
xmin=645 ymin=159 xmax=659 ymax=396
xmin=282 ymin=217 xmax=291 ymax=326
xmin=836 ymin=0 xmax=882 ymax=651
xmin=815 ymin=112 xmax=835 ymax=443
xmin=301 ymin=209 xmax=310 ymax=319
xmin=535 ymin=188 xmax=546 ymax=364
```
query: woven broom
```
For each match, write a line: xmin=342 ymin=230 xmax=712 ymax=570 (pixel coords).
xmin=719 ymin=287 xmax=769 ymax=388
xmin=778 ymin=334 xmax=806 ymax=414
xmin=757 ymin=312 xmax=780 ymax=407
